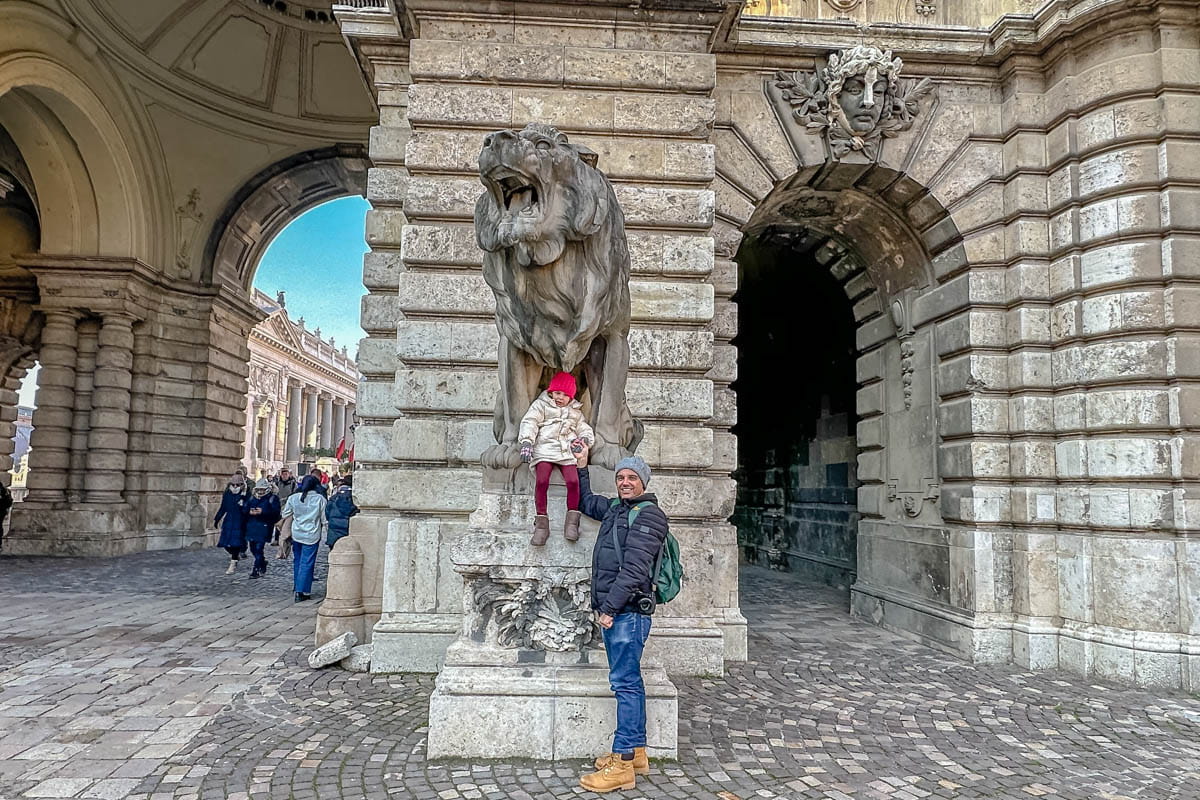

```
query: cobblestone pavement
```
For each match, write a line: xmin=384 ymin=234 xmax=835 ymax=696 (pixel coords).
xmin=2 ymin=551 xmax=1199 ymax=799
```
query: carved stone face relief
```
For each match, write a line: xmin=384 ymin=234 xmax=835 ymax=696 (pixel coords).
xmin=834 ymin=73 xmax=888 ymax=134
xmin=768 ymin=45 xmax=935 ymax=162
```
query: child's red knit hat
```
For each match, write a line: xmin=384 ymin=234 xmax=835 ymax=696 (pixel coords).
xmin=547 ymin=371 xmax=576 ymax=399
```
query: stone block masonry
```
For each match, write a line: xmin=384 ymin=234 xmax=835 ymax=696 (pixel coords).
xmin=335 ymin=0 xmax=1200 ymax=690
xmin=339 ymin=0 xmax=744 ymax=677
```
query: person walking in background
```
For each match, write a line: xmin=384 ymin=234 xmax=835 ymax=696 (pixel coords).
xmin=308 ymin=467 xmax=329 ymax=497
xmin=272 ymin=466 xmax=298 ymax=559
xmin=243 ymin=479 xmax=281 ymax=579
xmin=325 ymin=475 xmax=358 ymax=550
xmin=281 ymin=475 xmax=326 ymax=602
xmin=0 ymin=481 xmax=12 ymax=551
xmin=214 ymin=472 xmax=248 ymax=574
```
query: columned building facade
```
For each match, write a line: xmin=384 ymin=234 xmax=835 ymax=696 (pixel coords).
xmin=243 ymin=290 xmax=358 ymax=478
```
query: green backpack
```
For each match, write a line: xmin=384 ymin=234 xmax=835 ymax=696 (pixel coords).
xmin=609 ymin=499 xmax=684 ymax=605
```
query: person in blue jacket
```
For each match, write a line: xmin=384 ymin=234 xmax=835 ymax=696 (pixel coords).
xmin=243 ymin=479 xmax=282 ymax=578
xmin=325 ymin=475 xmax=359 ymax=549
xmin=214 ymin=472 xmax=248 ymax=575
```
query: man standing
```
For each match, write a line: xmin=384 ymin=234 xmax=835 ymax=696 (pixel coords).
xmin=272 ymin=466 xmax=297 ymax=559
xmin=574 ymin=446 xmax=668 ymax=793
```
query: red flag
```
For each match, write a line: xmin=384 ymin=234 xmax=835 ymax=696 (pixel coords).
xmin=335 ymin=438 xmax=346 ymax=460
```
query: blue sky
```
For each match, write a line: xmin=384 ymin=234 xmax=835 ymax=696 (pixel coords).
xmin=252 ymin=195 xmax=371 ymax=354
xmin=18 ymin=196 xmax=370 ymax=408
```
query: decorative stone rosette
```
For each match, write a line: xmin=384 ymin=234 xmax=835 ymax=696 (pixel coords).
xmin=462 ymin=565 xmax=599 ymax=652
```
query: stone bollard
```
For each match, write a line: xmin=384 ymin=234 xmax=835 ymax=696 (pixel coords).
xmin=315 ymin=536 xmax=365 ymax=648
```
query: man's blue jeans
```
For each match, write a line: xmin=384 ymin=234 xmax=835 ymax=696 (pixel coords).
xmin=292 ymin=540 xmax=318 ymax=594
xmin=602 ymin=612 xmax=652 ymax=753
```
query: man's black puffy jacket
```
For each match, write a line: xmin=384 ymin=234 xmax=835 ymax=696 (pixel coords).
xmin=579 ymin=467 xmax=669 ymax=616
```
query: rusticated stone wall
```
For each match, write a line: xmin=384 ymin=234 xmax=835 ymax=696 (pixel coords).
xmin=340 ymin=0 xmax=745 ymax=676
xmin=337 ymin=0 xmax=1200 ymax=690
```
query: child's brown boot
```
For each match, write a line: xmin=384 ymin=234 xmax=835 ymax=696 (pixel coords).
xmin=564 ymin=510 xmax=582 ymax=542
xmin=530 ymin=515 xmax=550 ymax=546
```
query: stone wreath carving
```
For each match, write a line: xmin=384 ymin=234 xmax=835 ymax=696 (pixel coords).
xmin=468 ymin=571 xmax=599 ymax=652
xmin=772 ymin=45 xmax=934 ymax=161
xmin=474 ymin=122 xmax=641 ymax=475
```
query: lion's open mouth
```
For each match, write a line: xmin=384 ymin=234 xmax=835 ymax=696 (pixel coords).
xmin=498 ymin=176 xmax=540 ymax=217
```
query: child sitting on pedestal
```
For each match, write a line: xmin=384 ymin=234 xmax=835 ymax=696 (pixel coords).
xmin=519 ymin=371 xmax=595 ymax=545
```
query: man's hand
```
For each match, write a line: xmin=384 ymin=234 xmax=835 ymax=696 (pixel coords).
xmin=575 ymin=442 xmax=589 ymax=468
xmin=597 ymin=612 xmax=613 ymax=629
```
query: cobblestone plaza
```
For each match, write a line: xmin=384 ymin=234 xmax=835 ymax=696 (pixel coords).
xmin=1 ymin=551 xmax=1197 ymax=799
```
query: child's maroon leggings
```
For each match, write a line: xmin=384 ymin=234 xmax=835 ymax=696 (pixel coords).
xmin=534 ymin=462 xmax=580 ymax=515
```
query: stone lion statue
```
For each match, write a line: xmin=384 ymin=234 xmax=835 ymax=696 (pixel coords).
xmin=475 ymin=122 xmax=640 ymax=472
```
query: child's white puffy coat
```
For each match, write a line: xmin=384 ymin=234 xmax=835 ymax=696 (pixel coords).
xmin=518 ymin=391 xmax=596 ymax=466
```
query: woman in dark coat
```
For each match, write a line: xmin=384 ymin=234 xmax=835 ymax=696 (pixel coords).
xmin=243 ymin=479 xmax=282 ymax=578
xmin=214 ymin=472 xmax=248 ymax=574
xmin=325 ymin=475 xmax=359 ymax=549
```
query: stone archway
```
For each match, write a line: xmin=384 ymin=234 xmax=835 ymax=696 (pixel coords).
xmin=723 ymin=160 xmax=978 ymax=656
xmin=203 ymin=146 xmax=370 ymax=292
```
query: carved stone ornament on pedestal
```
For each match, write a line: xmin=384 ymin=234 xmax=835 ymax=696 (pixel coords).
xmin=768 ymin=45 xmax=935 ymax=162
xmin=464 ymin=566 xmax=599 ymax=652
xmin=474 ymin=122 xmax=642 ymax=483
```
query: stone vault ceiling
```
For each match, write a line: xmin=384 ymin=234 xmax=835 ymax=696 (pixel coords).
xmin=67 ymin=0 xmax=376 ymax=136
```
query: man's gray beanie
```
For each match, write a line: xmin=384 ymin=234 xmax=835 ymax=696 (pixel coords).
xmin=614 ymin=455 xmax=651 ymax=487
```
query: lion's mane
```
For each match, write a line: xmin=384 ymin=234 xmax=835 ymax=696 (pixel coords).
xmin=474 ymin=125 xmax=631 ymax=372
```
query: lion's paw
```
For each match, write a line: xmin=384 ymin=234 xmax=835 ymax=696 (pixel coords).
xmin=589 ymin=442 xmax=632 ymax=471
xmin=481 ymin=443 xmax=523 ymax=470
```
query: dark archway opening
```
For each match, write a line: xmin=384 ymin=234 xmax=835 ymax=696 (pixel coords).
xmin=732 ymin=231 xmax=860 ymax=594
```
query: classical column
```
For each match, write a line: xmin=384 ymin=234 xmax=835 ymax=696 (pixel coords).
xmin=25 ymin=310 xmax=79 ymax=503
xmin=320 ymin=394 xmax=335 ymax=449
xmin=286 ymin=382 xmax=303 ymax=462
xmin=83 ymin=313 xmax=135 ymax=503
xmin=304 ymin=389 xmax=319 ymax=451
xmin=265 ymin=408 xmax=277 ymax=462
xmin=333 ymin=401 xmax=347 ymax=450
xmin=68 ymin=321 xmax=99 ymax=501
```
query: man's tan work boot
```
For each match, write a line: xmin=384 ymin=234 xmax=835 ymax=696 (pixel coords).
xmin=530 ymin=514 xmax=551 ymax=546
xmin=593 ymin=747 xmax=649 ymax=775
xmin=564 ymin=510 xmax=582 ymax=542
xmin=579 ymin=757 xmax=636 ymax=793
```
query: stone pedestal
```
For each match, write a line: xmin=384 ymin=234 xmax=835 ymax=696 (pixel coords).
xmin=316 ymin=537 xmax=366 ymax=647
xmin=424 ymin=487 xmax=679 ymax=760
xmin=6 ymin=504 xmax=140 ymax=556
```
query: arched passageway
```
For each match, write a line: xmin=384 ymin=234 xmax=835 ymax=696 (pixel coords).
xmin=728 ymin=162 xmax=967 ymax=649
xmin=733 ymin=232 xmax=859 ymax=591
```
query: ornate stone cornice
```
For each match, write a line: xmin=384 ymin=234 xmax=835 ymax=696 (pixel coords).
xmin=724 ymin=0 xmax=1194 ymax=64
